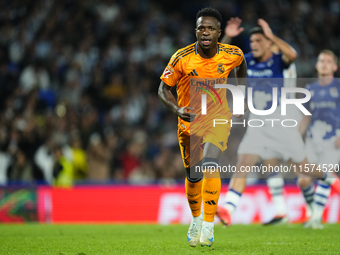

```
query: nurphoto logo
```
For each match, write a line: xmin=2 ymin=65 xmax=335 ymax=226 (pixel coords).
xmin=200 ymin=84 xmax=311 ymax=128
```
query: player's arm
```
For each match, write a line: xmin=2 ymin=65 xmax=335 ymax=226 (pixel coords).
xmin=158 ymin=81 xmax=197 ymax=122
xmin=298 ymin=115 xmax=311 ymax=136
xmin=234 ymin=58 xmax=247 ymax=118
xmin=220 ymin=17 xmax=244 ymax=44
xmin=234 ymin=58 xmax=247 ymax=82
xmin=335 ymin=136 xmax=340 ymax=149
xmin=258 ymin=19 xmax=297 ymax=64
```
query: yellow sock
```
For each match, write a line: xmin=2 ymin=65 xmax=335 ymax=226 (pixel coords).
xmin=202 ymin=172 xmax=221 ymax=222
xmin=185 ymin=178 xmax=203 ymax=217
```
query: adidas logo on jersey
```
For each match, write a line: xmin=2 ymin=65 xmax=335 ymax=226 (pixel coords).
xmin=188 ymin=69 xmax=198 ymax=76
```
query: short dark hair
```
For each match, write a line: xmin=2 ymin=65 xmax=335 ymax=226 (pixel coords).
xmin=249 ymin=27 xmax=265 ymax=36
xmin=196 ymin=7 xmax=222 ymax=25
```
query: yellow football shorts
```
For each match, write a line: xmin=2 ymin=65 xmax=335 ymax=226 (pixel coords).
xmin=177 ymin=122 xmax=231 ymax=169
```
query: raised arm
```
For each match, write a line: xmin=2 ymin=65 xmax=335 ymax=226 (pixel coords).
xmin=158 ymin=81 xmax=197 ymax=122
xmin=221 ymin=17 xmax=244 ymax=44
xmin=258 ymin=19 xmax=297 ymax=64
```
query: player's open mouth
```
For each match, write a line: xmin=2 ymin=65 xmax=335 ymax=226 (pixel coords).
xmin=202 ymin=39 xmax=211 ymax=46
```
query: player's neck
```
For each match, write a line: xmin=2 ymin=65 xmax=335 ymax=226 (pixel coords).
xmin=318 ymin=74 xmax=334 ymax=86
xmin=197 ymin=45 xmax=217 ymax=59
xmin=258 ymin=51 xmax=273 ymax=63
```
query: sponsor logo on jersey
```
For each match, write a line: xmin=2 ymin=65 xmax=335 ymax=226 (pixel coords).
xmin=190 ymin=78 xmax=225 ymax=105
xmin=247 ymin=69 xmax=273 ymax=77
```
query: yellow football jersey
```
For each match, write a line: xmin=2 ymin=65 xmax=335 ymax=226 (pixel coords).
xmin=161 ymin=42 xmax=244 ymax=134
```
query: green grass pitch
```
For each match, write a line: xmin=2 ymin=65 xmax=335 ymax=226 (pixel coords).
xmin=0 ymin=224 xmax=339 ymax=254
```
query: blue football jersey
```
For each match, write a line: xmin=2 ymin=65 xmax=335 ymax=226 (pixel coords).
xmin=245 ymin=52 xmax=289 ymax=110
xmin=305 ymin=79 xmax=340 ymax=140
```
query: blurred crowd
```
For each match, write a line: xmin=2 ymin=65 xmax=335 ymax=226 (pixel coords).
xmin=0 ymin=0 xmax=339 ymax=185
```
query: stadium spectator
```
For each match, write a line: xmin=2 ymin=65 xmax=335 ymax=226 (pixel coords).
xmin=52 ymin=144 xmax=74 ymax=187
xmin=86 ymin=132 xmax=111 ymax=181
xmin=70 ymin=133 xmax=88 ymax=180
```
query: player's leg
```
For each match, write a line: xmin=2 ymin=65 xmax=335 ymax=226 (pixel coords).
xmin=185 ymin=174 xmax=203 ymax=216
xmin=199 ymin=123 xmax=231 ymax=247
xmin=304 ymin=148 xmax=340 ymax=229
xmin=179 ymin=131 xmax=204 ymax=247
xmin=216 ymin=153 xmax=260 ymax=226
xmin=283 ymin=125 xmax=340 ymax=186
xmin=297 ymin=177 xmax=314 ymax=222
xmin=293 ymin=165 xmax=335 ymax=229
xmin=264 ymin=158 xmax=288 ymax=225
xmin=185 ymin=163 xmax=205 ymax=247
xmin=293 ymin=157 xmax=340 ymax=227
xmin=199 ymin=142 xmax=222 ymax=247
xmin=305 ymin=180 xmax=330 ymax=229
xmin=201 ymin=142 xmax=222 ymax=222
xmin=216 ymin=124 xmax=267 ymax=226
xmin=298 ymin=140 xmax=318 ymax=223
xmin=290 ymin=157 xmax=340 ymax=193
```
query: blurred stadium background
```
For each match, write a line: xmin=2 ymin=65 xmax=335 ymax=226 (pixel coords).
xmin=1 ymin=0 xmax=340 ymax=224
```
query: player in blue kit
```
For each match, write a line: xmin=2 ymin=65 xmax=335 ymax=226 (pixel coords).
xmin=215 ymin=18 xmax=340 ymax=226
xmin=298 ymin=50 xmax=340 ymax=229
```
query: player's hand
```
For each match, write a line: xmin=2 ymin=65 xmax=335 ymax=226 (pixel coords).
xmin=176 ymin=107 xmax=197 ymax=122
xmin=335 ymin=136 xmax=340 ymax=149
xmin=258 ymin=19 xmax=274 ymax=40
xmin=225 ymin=17 xmax=244 ymax=38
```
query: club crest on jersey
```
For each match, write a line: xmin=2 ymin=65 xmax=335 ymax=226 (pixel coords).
xmin=217 ymin=63 xmax=225 ymax=74
xmin=330 ymin=87 xmax=339 ymax=98
xmin=163 ymin=66 xmax=173 ymax=78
